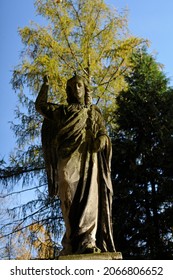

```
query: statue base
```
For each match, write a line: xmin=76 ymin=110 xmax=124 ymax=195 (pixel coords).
xmin=58 ymin=252 xmax=122 ymax=260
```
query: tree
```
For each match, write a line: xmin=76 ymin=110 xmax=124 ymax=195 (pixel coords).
xmin=112 ymin=48 xmax=173 ymax=259
xmin=0 ymin=0 xmax=144 ymax=259
xmin=12 ymin=0 xmax=144 ymax=122
xmin=0 ymin=224 xmax=61 ymax=259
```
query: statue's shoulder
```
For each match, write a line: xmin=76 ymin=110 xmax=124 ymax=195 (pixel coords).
xmin=42 ymin=103 xmax=65 ymax=122
xmin=48 ymin=103 xmax=68 ymax=114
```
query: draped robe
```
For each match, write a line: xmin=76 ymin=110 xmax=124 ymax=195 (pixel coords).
xmin=35 ymin=84 xmax=116 ymax=254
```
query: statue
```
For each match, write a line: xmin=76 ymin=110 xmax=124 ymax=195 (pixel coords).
xmin=35 ymin=74 xmax=116 ymax=255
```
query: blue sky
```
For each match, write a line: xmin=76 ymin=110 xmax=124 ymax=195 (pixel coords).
xmin=1 ymin=0 xmax=173 ymax=161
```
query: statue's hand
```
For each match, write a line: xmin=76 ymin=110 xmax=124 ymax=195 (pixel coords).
xmin=43 ymin=75 xmax=49 ymax=85
xmin=93 ymin=135 xmax=108 ymax=152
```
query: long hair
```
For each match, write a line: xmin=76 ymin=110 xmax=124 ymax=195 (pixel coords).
xmin=66 ymin=75 xmax=92 ymax=105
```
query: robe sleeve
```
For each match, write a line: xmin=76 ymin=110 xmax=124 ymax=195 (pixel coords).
xmin=35 ymin=81 xmax=55 ymax=119
xmin=35 ymin=81 xmax=60 ymax=197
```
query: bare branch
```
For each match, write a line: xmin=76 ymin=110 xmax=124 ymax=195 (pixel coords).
xmin=0 ymin=166 xmax=44 ymax=180
xmin=0 ymin=184 xmax=46 ymax=199
xmin=96 ymin=58 xmax=125 ymax=104
xmin=0 ymin=216 xmax=62 ymax=240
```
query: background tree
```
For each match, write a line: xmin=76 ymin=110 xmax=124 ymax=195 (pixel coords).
xmin=112 ymin=48 xmax=173 ymax=259
xmin=0 ymin=0 xmax=144 ymax=259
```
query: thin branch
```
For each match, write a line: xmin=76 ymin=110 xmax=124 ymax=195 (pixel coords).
xmin=58 ymin=53 xmax=76 ymax=71
xmin=0 ymin=166 xmax=44 ymax=180
xmin=93 ymin=18 xmax=115 ymax=39
xmin=0 ymin=216 xmax=62 ymax=240
xmin=101 ymin=58 xmax=125 ymax=86
xmin=48 ymin=37 xmax=76 ymax=71
xmin=55 ymin=10 xmax=87 ymax=75
xmin=1 ymin=203 xmax=45 ymax=228
xmin=70 ymin=0 xmax=83 ymax=31
xmin=0 ymin=184 xmax=46 ymax=199
xmin=96 ymin=58 xmax=125 ymax=105
xmin=12 ymin=205 xmax=47 ymax=234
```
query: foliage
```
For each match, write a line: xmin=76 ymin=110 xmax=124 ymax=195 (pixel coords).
xmin=0 ymin=223 xmax=61 ymax=259
xmin=112 ymin=48 xmax=173 ymax=259
xmin=0 ymin=186 xmax=63 ymax=259
xmin=13 ymin=0 xmax=144 ymax=122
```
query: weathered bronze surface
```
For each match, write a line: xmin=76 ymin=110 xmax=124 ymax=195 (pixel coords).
xmin=35 ymin=74 xmax=116 ymax=256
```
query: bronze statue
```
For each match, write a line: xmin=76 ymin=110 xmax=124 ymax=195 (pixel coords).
xmin=35 ymin=74 xmax=116 ymax=255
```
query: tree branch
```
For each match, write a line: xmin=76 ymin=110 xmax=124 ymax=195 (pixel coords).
xmin=0 ymin=184 xmax=46 ymax=199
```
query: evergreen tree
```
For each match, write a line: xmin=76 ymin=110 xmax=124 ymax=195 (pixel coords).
xmin=112 ymin=48 xmax=173 ymax=259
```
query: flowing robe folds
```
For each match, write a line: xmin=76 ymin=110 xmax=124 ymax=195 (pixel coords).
xmin=35 ymin=84 xmax=116 ymax=254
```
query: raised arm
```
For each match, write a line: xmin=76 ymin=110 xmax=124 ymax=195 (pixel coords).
xmin=35 ymin=76 xmax=53 ymax=119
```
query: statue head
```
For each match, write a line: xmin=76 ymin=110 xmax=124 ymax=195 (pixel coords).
xmin=66 ymin=75 xmax=92 ymax=105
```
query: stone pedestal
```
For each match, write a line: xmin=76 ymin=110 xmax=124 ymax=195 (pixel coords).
xmin=58 ymin=252 xmax=122 ymax=260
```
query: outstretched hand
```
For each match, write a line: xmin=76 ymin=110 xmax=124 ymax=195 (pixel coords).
xmin=43 ymin=75 xmax=49 ymax=84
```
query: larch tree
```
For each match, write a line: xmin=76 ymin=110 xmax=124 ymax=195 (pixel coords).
xmin=0 ymin=0 xmax=145 ymax=259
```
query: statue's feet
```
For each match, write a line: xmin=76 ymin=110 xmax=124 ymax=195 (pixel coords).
xmin=59 ymin=246 xmax=72 ymax=256
xmin=76 ymin=244 xmax=101 ymax=254
xmin=83 ymin=246 xmax=101 ymax=254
